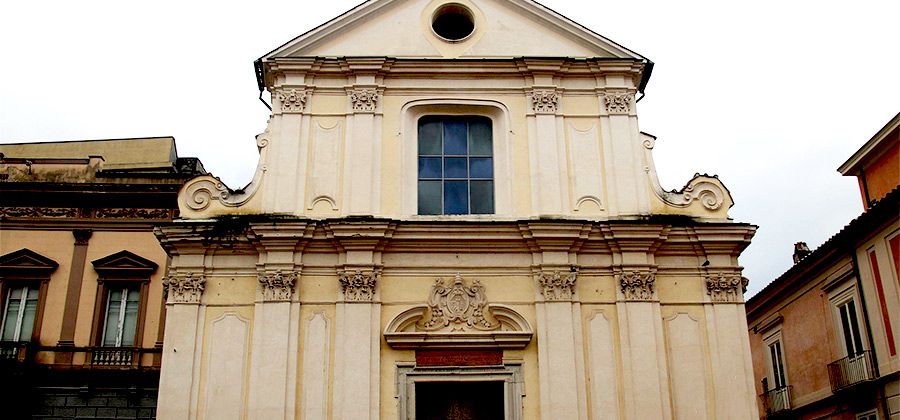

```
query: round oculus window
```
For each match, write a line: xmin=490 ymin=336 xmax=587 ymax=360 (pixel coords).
xmin=431 ymin=4 xmax=475 ymax=42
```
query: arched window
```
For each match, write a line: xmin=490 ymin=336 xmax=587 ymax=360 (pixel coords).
xmin=417 ymin=115 xmax=494 ymax=215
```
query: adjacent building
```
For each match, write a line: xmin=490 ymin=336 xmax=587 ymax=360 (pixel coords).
xmin=747 ymin=113 xmax=900 ymax=420
xmin=155 ymin=1 xmax=760 ymax=419
xmin=0 ymin=137 xmax=205 ymax=418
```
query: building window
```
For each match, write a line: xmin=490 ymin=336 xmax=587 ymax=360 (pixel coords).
xmin=856 ymin=409 xmax=878 ymax=420
xmin=837 ymin=298 xmax=866 ymax=357
xmin=0 ymin=249 xmax=58 ymax=345
xmin=768 ymin=339 xmax=788 ymax=389
xmin=90 ymin=251 xmax=157 ymax=350
xmin=1 ymin=286 xmax=39 ymax=342
xmin=100 ymin=285 xmax=140 ymax=347
xmin=417 ymin=115 xmax=494 ymax=215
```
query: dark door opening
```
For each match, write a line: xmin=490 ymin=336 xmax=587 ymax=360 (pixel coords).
xmin=416 ymin=381 xmax=504 ymax=420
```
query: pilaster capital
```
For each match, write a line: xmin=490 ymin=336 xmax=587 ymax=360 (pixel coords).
xmin=616 ymin=269 xmax=656 ymax=301
xmin=705 ymin=272 xmax=749 ymax=303
xmin=536 ymin=269 xmax=577 ymax=301
xmin=337 ymin=269 xmax=378 ymax=302
xmin=348 ymin=88 xmax=380 ymax=113
xmin=163 ymin=273 xmax=206 ymax=304
xmin=72 ymin=229 xmax=93 ymax=246
xmin=528 ymin=89 xmax=560 ymax=114
xmin=600 ymin=90 xmax=635 ymax=115
xmin=258 ymin=270 xmax=298 ymax=302
xmin=275 ymin=87 xmax=309 ymax=113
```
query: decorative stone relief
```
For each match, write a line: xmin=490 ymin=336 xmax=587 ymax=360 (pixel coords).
xmin=276 ymin=88 xmax=308 ymax=113
xmin=258 ymin=270 xmax=297 ymax=301
xmin=680 ymin=177 xmax=726 ymax=210
xmin=654 ymin=174 xmax=730 ymax=212
xmin=618 ymin=270 xmax=655 ymax=301
xmin=184 ymin=177 xmax=230 ymax=211
xmin=95 ymin=208 xmax=171 ymax=219
xmin=536 ymin=270 xmax=577 ymax=301
xmin=705 ymin=273 xmax=749 ymax=302
xmin=422 ymin=274 xmax=497 ymax=331
xmin=349 ymin=88 xmax=379 ymax=112
xmin=0 ymin=207 xmax=78 ymax=218
xmin=338 ymin=270 xmax=378 ymax=302
xmin=163 ymin=273 xmax=205 ymax=304
xmin=601 ymin=92 xmax=634 ymax=114
xmin=529 ymin=90 xmax=559 ymax=113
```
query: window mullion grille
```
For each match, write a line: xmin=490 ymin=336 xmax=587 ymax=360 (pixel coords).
xmin=13 ymin=287 xmax=29 ymax=341
xmin=115 ymin=288 xmax=128 ymax=347
xmin=0 ymin=288 xmax=12 ymax=341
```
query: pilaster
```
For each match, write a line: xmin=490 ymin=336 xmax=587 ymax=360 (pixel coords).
xmin=520 ymin=222 xmax=590 ymax=420
xmin=246 ymin=222 xmax=314 ymax=420
xmin=157 ymin=272 xmax=206 ymax=420
xmin=604 ymin=224 xmax=673 ymax=420
xmin=342 ymin=58 xmax=390 ymax=215
xmin=326 ymin=220 xmax=394 ymax=420
xmin=596 ymin=73 xmax=649 ymax=216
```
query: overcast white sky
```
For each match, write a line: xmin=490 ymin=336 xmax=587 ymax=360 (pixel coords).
xmin=1 ymin=0 xmax=898 ymax=296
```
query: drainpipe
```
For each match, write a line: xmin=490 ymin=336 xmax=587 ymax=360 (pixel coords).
xmin=859 ymin=168 xmax=872 ymax=208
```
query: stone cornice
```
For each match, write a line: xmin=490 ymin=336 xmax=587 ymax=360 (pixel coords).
xmin=264 ymin=57 xmax=645 ymax=79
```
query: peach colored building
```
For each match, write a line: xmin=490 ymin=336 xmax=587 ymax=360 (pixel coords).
xmin=747 ymin=113 xmax=900 ymax=420
xmin=0 ymin=138 xmax=204 ymax=418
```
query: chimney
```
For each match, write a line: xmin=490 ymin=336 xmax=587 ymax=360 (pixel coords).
xmin=793 ymin=242 xmax=811 ymax=264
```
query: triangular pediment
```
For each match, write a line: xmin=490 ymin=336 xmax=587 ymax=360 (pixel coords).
xmin=92 ymin=251 xmax=158 ymax=277
xmin=0 ymin=249 xmax=59 ymax=277
xmin=262 ymin=0 xmax=645 ymax=60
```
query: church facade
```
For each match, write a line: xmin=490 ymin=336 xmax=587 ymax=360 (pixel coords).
xmin=155 ymin=1 xmax=759 ymax=418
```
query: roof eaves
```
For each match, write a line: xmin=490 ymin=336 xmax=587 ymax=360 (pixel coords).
xmin=837 ymin=112 xmax=900 ymax=175
xmin=746 ymin=186 xmax=900 ymax=311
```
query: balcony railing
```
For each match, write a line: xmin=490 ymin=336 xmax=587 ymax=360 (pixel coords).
xmin=827 ymin=350 xmax=876 ymax=392
xmin=0 ymin=341 xmax=28 ymax=361
xmin=89 ymin=347 xmax=137 ymax=367
xmin=760 ymin=386 xmax=792 ymax=417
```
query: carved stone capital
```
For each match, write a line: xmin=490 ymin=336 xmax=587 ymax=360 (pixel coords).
xmin=163 ymin=273 xmax=205 ymax=304
xmin=536 ymin=270 xmax=577 ymax=301
xmin=349 ymin=88 xmax=379 ymax=113
xmin=258 ymin=270 xmax=297 ymax=301
xmin=706 ymin=273 xmax=749 ymax=302
xmin=276 ymin=88 xmax=309 ymax=113
xmin=529 ymin=90 xmax=559 ymax=114
xmin=601 ymin=92 xmax=634 ymax=114
xmin=421 ymin=274 xmax=497 ymax=331
xmin=618 ymin=270 xmax=655 ymax=301
xmin=338 ymin=270 xmax=378 ymax=302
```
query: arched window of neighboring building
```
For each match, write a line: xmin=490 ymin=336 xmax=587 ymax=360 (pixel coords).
xmin=417 ymin=115 xmax=494 ymax=215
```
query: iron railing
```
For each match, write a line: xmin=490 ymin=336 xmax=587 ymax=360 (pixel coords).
xmin=760 ymin=385 xmax=792 ymax=417
xmin=827 ymin=350 xmax=876 ymax=392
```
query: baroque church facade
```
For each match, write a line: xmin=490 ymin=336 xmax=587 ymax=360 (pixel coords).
xmin=155 ymin=1 xmax=759 ymax=418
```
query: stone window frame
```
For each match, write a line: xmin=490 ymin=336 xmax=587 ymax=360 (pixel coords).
xmin=395 ymin=362 xmax=525 ymax=420
xmin=0 ymin=249 xmax=58 ymax=343
xmin=827 ymin=283 xmax=869 ymax=358
xmin=761 ymin=326 xmax=790 ymax=392
xmin=88 ymin=251 xmax=157 ymax=349
xmin=400 ymin=99 xmax=513 ymax=218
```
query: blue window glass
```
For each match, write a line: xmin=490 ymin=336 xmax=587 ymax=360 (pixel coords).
xmin=417 ymin=116 xmax=494 ymax=215
xmin=418 ymin=157 xmax=442 ymax=179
